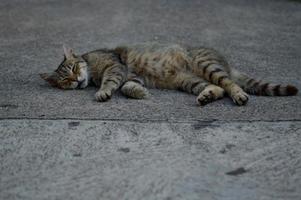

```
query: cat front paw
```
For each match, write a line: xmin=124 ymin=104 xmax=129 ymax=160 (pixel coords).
xmin=95 ymin=90 xmax=112 ymax=102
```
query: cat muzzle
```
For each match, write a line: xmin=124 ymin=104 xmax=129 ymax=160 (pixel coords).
xmin=77 ymin=79 xmax=85 ymax=88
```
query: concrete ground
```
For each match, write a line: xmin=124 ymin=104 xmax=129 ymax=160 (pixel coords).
xmin=0 ymin=0 xmax=301 ymax=200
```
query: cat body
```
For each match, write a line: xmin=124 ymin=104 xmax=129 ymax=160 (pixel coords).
xmin=40 ymin=43 xmax=298 ymax=106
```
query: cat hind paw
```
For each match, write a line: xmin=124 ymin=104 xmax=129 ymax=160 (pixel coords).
xmin=121 ymin=81 xmax=149 ymax=99
xmin=197 ymin=85 xmax=224 ymax=106
xmin=231 ymin=91 xmax=249 ymax=106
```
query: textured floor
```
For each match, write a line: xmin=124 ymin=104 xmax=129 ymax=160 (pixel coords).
xmin=1 ymin=120 xmax=301 ymax=200
xmin=0 ymin=0 xmax=301 ymax=199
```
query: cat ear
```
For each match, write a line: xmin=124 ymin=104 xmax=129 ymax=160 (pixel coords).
xmin=63 ymin=44 xmax=74 ymax=59
xmin=39 ymin=72 xmax=59 ymax=87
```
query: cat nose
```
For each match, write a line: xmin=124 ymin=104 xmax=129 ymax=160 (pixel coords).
xmin=78 ymin=79 xmax=84 ymax=85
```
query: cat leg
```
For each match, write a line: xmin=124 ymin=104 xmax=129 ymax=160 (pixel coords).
xmin=197 ymin=84 xmax=225 ymax=106
xmin=192 ymin=54 xmax=249 ymax=105
xmin=121 ymin=81 xmax=149 ymax=99
xmin=95 ymin=64 xmax=127 ymax=102
xmin=121 ymin=73 xmax=149 ymax=99
xmin=176 ymin=73 xmax=225 ymax=106
xmin=202 ymin=64 xmax=248 ymax=105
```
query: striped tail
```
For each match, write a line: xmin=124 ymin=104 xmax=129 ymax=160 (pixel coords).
xmin=230 ymin=69 xmax=298 ymax=96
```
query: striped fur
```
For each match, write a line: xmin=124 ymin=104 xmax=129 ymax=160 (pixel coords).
xmin=40 ymin=43 xmax=298 ymax=105
xmin=229 ymin=69 xmax=298 ymax=96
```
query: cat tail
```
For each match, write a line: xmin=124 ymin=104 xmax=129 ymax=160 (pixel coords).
xmin=230 ymin=69 xmax=298 ymax=96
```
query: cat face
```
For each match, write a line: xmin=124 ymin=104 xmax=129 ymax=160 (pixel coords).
xmin=40 ymin=46 xmax=89 ymax=89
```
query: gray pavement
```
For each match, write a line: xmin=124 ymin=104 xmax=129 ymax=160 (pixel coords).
xmin=1 ymin=120 xmax=301 ymax=200
xmin=0 ymin=0 xmax=301 ymax=199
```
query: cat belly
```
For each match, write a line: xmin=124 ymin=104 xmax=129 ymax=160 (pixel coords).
xmin=127 ymin=44 xmax=191 ymax=89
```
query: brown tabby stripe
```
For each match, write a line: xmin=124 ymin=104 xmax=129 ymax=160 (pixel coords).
xmin=206 ymin=60 xmax=219 ymax=67
xmin=130 ymin=78 xmax=144 ymax=85
xmin=106 ymin=76 xmax=121 ymax=84
xmin=199 ymin=60 xmax=218 ymax=69
xmin=201 ymin=51 xmax=214 ymax=57
xmin=179 ymin=80 xmax=186 ymax=91
xmin=209 ymin=69 xmax=222 ymax=80
xmin=217 ymin=75 xmax=228 ymax=85
xmin=110 ymin=70 xmax=125 ymax=79
xmin=99 ymin=64 xmax=116 ymax=76
xmin=181 ymin=81 xmax=187 ymax=91
xmin=203 ymin=62 xmax=217 ymax=77
xmin=104 ymin=79 xmax=119 ymax=85
xmin=202 ymin=65 xmax=210 ymax=75
xmin=190 ymin=81 xmax=203 ymax=91
xmin=252 ymin=81 xmax=260 ymax=89
xmin=191 ymin=82 xmax=209 ymax=94
xmin=184 ymin=81 xmax=191 ymax=92
xmin=261 ymin=83 xmax=269 ymax=95
xmin=247 ymin=78 xmax=255 ymax=85
xmin=273 ymin=85 xmax=281 ymax=96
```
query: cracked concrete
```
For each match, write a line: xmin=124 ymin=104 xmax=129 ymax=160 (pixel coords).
xmin=0 ymin=0 xmax=301 ymax=199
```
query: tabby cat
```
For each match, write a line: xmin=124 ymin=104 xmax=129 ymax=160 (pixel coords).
xmin=40 ymin=43 xmax=298 ymax=106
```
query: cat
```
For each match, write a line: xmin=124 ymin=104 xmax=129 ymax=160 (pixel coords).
xmin=40 ymin=43 xmax=298 ymax=106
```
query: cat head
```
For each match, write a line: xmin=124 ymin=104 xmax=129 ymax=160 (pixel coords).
xmin=40 ymin=45 xmax=89 ymax=89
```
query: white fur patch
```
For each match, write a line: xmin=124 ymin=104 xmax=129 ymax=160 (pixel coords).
xmin=78 ymin=65 xmax=89 ymax=88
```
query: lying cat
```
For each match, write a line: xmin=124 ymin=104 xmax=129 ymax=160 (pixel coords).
xmin=40 ymin=43 xmax=298 ymax=106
